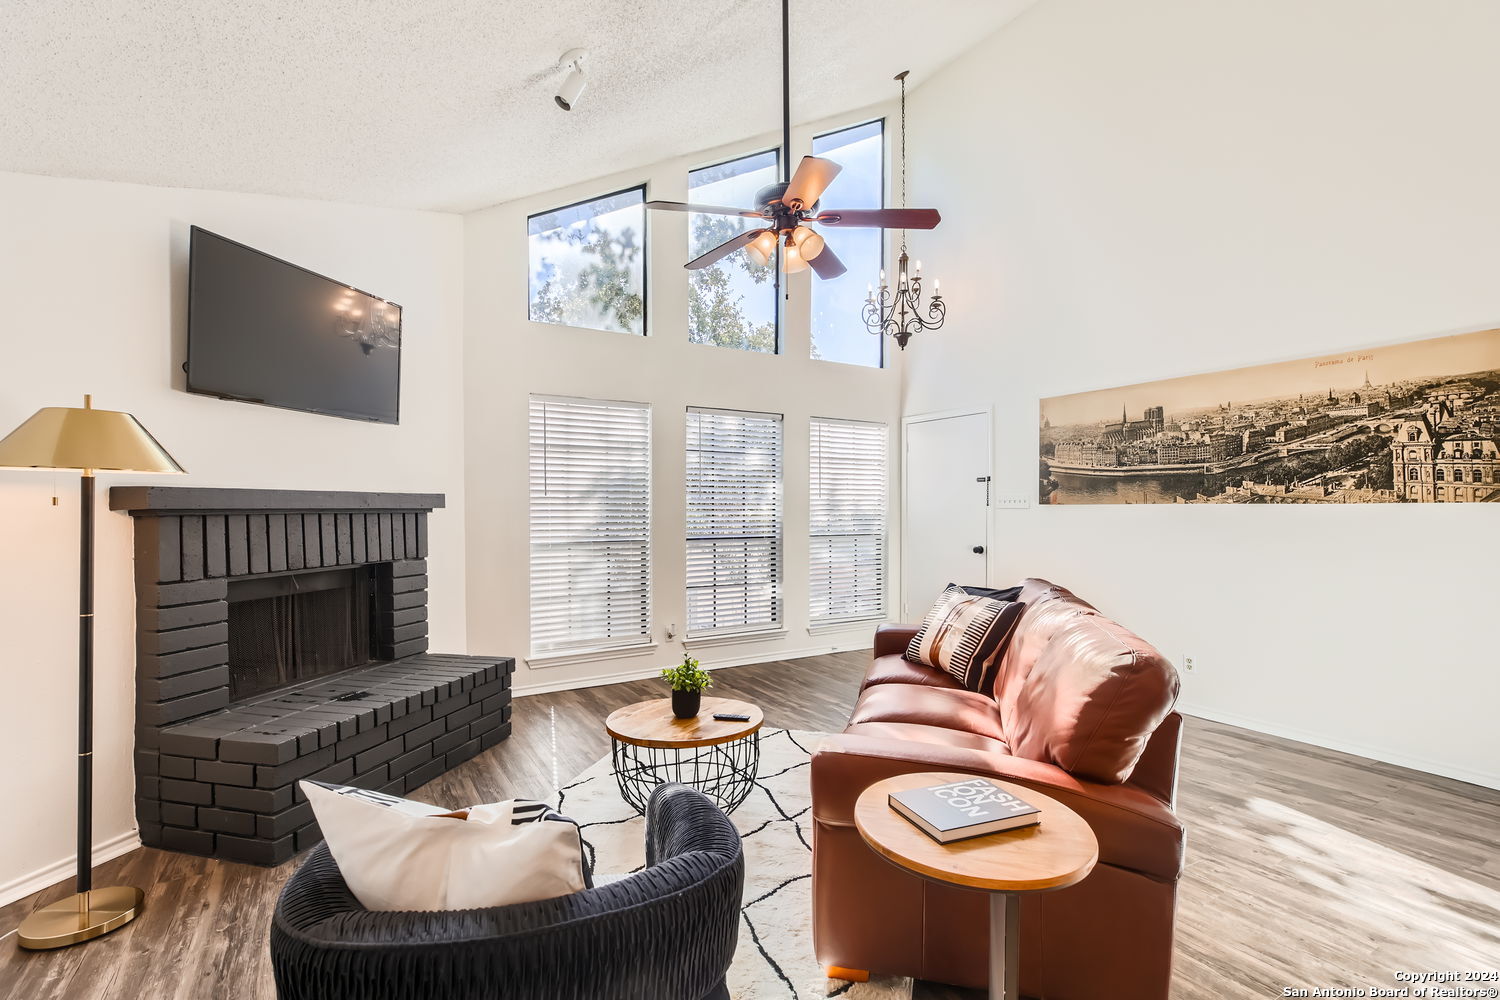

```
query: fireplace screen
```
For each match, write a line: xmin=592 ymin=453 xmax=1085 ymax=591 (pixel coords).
xmin=227 ymin=568 xmax=377 ymax=702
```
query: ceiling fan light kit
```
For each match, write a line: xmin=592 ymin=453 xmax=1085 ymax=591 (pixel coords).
xmin=791 ymin=225 xmax=825 ymax=261
xmin=644 ymin=0 xmax=944 ymax=311
xmin=745 ymin=229 xmax=778 ymax=267
xmin=783 ymin=239 xmax=809 ymax=274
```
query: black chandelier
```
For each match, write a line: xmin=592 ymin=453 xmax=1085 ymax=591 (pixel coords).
xmin=863 ymin=70 xmax=946 ymax=350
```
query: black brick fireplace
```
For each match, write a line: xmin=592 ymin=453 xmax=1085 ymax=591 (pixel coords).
xmin=111 ymin=487 xmax=514 ymax=865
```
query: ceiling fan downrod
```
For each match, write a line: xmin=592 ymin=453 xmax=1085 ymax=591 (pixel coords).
xmin=640 ymin=0 xmax=942 ymax=286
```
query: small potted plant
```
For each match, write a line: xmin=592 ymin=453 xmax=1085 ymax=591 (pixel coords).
xmin=661 ymin=655 xmax=712 ymax=719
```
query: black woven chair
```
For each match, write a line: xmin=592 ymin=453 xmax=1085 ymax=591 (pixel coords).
xmin=270 ymin=783 xmax=744 ymax=1000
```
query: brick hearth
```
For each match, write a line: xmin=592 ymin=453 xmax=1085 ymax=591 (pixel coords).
xmin=111 ymin=487 xmax=514 ymax=865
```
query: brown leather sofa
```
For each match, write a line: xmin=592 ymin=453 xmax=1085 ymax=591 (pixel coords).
xmin=810 ymin=579 xmax=1184 ymax=998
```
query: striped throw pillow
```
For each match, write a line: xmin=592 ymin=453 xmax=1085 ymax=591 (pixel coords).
xmin=905 ymin=585 xmax=1025 ymax=691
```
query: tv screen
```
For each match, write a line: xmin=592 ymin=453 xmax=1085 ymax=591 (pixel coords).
xmin=186 ymin=227 xmax=401 ymax=423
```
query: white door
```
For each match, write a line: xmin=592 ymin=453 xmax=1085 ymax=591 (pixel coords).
xmin=902 ymin=410 xmax=991 ymax=619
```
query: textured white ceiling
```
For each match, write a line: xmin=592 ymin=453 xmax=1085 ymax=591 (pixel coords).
xmin=0 ymin=0 xmax=1035 ymax=213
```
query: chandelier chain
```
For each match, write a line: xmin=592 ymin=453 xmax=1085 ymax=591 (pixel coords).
xmin=898 ymin=70 xmax=908 ymax=252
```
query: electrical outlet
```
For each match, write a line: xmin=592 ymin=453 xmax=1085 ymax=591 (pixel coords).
xmin=993 ymin=494 xmax=1032 ymax=508
xmin=1184 ymin=656 xmax=1196 ymax=672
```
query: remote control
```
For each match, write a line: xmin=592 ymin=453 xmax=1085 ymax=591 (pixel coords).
xmin=713 ymin=712 xmax=751 ymax=722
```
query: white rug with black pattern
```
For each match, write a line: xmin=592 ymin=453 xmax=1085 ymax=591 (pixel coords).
xmin=546 ymin=728 xmax=913 ymax=1000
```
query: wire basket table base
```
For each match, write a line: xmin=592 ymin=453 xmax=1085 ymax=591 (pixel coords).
xmin=610 ymin=732 xmax=761 ymax=815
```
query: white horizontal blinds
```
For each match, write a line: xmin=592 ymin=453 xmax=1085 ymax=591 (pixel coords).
xmin=809 ymin=418 xmax=887 ymax=624
xmin=686 ymin=407 xmax=784 ymax=637
xmin=529 ymin=396 xmax=652 ymax=655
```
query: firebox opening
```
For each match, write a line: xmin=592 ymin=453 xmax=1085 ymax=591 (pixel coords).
xmin=227 ymin=567 xmax=382 ymax=702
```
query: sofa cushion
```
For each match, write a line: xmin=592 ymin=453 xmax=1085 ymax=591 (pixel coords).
xmin=987 ymin=579 xmax=1101 ymax=702
xmin=849 ymin=683 xmax=1007 ymax=743
xmin=862 ymin=653 xmax=965 ymax=691
xmin=843 ymin=721 xmax=1011 ymax=755
xmin=993 ymin=599 xmax=1179 ymax=784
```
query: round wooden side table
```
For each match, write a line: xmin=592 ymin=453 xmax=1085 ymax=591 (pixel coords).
xmin=854 ymin=771 xmax=1098 ymax=1000
xmin=604 ymin=697 xmax=764 ymax=814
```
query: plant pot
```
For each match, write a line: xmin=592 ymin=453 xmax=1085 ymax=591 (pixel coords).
xmin=671 ymin=689 xmax=702 ymax=719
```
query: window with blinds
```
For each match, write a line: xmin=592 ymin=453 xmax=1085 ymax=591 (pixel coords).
xmin=685 ymin=407 xmax=783 ymax=637
xmin=529 ymin=396 xmax=652 ymax=656
xmin=809 ymin=418 xmax=888 ymax=624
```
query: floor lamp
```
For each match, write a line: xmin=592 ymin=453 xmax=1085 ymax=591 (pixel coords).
xmin=0 ymin=395 xmax=184 ymax=949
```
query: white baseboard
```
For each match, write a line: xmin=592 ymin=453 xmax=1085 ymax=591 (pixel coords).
xmin=1178 ymin=702 xmax=1500 ymax=791
xmin=513 ymin=641 xmax=864 ymax=698
xmin=0 ymin=829 xmax=142 ymax=909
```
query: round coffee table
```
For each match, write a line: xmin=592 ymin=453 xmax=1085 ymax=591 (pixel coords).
xmin=854 ymin=771 xmax=1098 ymax=1000
xmin=604 ymin=697 xmax=764 ymax=814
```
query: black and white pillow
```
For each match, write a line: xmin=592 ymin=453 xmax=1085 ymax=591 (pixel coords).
xmin=904 ymin=584 xmax=1025 ymax=691
xmin=956 ymin=583 xmax=1023 ymax=604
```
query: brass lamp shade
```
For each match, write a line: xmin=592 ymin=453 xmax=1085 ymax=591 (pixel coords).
xmin=0 ymin=398 xmax=184 ymax=473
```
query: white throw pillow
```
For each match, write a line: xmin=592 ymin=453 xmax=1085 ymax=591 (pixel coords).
xmin=301 ymin=781 xmax=587 ymax=912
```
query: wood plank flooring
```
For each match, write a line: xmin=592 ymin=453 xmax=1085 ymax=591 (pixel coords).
xmin=2 ymin=649 xmax=1496 ymax=999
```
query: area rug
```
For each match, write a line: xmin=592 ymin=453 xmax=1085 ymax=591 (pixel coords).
xmin=545 ymin=728 xmax=913 ymax=1000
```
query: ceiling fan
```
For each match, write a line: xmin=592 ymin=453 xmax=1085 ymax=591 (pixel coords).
xmin=644 ymin=0 xmax=940 ymax=280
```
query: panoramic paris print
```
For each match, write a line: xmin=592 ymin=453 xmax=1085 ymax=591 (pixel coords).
xmin=1039 ymin=327 xmax=1500 ymax=504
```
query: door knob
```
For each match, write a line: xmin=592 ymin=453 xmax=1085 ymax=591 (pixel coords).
xmin=972 ymin=546 xmax=985 ymax=554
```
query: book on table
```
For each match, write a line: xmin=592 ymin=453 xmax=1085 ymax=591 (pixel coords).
xmin=889 ymin=777 xmax=1042 ymax=843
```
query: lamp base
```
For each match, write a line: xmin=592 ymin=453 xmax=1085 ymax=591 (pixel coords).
xmin=17 ymin=886 xmax=145 ymax=950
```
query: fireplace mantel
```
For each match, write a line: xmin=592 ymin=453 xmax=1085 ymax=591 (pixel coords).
xmin=110 ymin=486 xmax=445 ymax=514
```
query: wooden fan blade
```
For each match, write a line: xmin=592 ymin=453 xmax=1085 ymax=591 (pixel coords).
xmin=815 ymin=208 xmax=942 ymax=229
xmin=808 ymin=243 xmax=847 ymax=280
xmin=646 ymin=200 xmax=763 ymax=218
xmin=685 ymin=229 xmax=766 ymax=270
xmin=783 ymin=156 xmax=843 ymax=209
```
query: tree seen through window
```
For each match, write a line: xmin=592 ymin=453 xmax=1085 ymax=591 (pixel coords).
xmin=688 ymin=150 xmax=779 ymax=353
xmin=528 ymin=187 xmax=646 ymax=336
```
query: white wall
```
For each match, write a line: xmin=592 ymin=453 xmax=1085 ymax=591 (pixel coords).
xmin=463 ymin=108 xmax=904 ymax=695
xmin=0 ymin=172 xmax=468 ymax=902
xmin=901 ymin=0 xmax=1500 ymax=788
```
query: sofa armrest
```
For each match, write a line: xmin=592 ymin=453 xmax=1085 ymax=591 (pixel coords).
xmin=811 ymin=733 xmax=1184 ymax=882
xmin=873 ymin=623 xmax=920 ymax=659
xmin=1129 ymin=711 xmax=1183 ymax=808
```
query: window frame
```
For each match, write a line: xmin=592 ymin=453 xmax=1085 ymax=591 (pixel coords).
xmin=808 ymin=415 xmax=889 ymax=628
xmin=686 ymin=147 xmax=783 ymax=355
xmin=684 ymin=405 xmax=785 ymax=640
xmin=810 ymin=116 xmax=887 ymax=370
xmin=527 ymin=393 xmax=654 ymax=659
xmin=526 ymin=183 xmax=651 ymax=337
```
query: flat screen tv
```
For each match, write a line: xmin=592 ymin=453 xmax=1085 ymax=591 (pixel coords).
xmin=186 ymin=227 xmax=402 ymax=423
